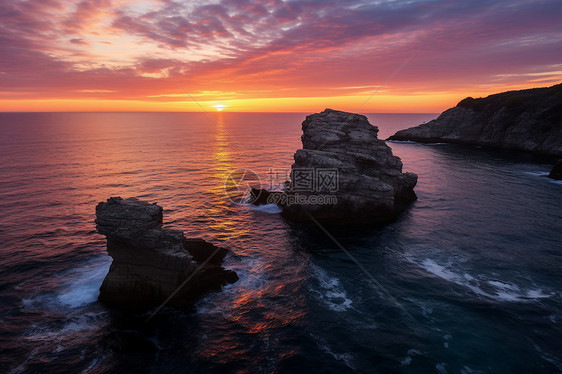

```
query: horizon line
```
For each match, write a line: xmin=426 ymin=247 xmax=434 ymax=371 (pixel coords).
xmin=0 ymin=110 xmax=441 ymax=114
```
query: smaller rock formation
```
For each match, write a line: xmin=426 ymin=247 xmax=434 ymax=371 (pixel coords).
xmin=549 ymin=160 xmax=562 ymax=180
xmin=282 ymin=109 xmax=417 ymax=223
xmin=95 ymin=197 xmax=238 ymax=309
xmin=388 ymin=83 xmax=562 ymax=156
xmin=248 ymin=188 xmax=281 ymax=206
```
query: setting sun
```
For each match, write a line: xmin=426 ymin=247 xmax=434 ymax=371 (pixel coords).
xmin=214 ymin=105 xmax=226 ymax=112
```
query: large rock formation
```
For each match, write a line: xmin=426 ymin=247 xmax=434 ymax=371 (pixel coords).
xmin=388 ymin=83 xmax=562 ymax=156
xmin=282 ymin=109 xmax=417 ymax=223
xmin=95 ymin=197 xmax=238 ymax=309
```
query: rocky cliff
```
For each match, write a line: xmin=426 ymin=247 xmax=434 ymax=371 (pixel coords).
xmin=282 ymin=109 xmax=417 ymax=223
xmin=388 ymin=83 xmax=562 ymax=156
xmin=95 ymin=197 xmax=238 ymax=309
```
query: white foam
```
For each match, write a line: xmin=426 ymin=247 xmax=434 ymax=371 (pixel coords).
xmin=416 ymin=258 xmax=554 ymax=303
xmin=523 ymin=170 xmax=562 ymax=185
xmin=436 ymin=362 xmax=449 ymax=374
xmin=311 ymin=333 xmax=355 ymax=370
xmin=525 ymin=289 xmax=551 ymax=299
xmin=57 ymin=257 xmax=111 ymax=308
xmin=249 ymin=203 xmax=282 ymax=214
xmin=21 ymin=297 xmax=34 ymax=309
xmin=443 ymin=334 xmax=451 ymax=349
xmin=421 ymin=259 xmax=456 ymax=282
xmin=405 ymin=297 xmax=434 ymax=318
xmin=524 ymin=171 xmax=550 ymax=177
xmin=196 ymin=256 xmax=266 ymax=317
xmin=488 ymin=280 xmax=520 ymax=291
xmin=401 ymin=356 xmax=412 ymax=366
xmin=309 ymin=264 xmax=353 ymax=312
xmin=22 ymin=314 xmax=103 ymax=343
xmin=20 ymin=256 xmax=111 ymax=311
xmin=400 ymin=349 xmax=421 ymax=367
xmin=320 ymin=345 xmax=354 ymax=368
xmin=82 ymin=355 xmax=107 ymax=374
xmin=387 ymin=140 xmax=417 ymax=144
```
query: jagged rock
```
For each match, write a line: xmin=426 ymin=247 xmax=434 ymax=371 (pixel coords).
xmin=388 ymin=83 xmax=562 ymax=156
xmin=549 ymin=160 xmax=562 ymax=180
xmin=95 ymin=197 xmax=238 ymax=309
xmin=282 ymin=109 xmax=417 ymax=223
xmin=248 ymin=188 xmax=277 ymax=205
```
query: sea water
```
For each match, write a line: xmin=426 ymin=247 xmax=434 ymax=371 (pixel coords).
xmin=0 ymin=112 xmax=560 ymax=373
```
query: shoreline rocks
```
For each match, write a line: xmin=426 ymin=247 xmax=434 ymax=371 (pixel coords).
xmin=549 ymin=160 xmax=562 ymax=180
xmin=388 ymin=83 xmax=562 ymax=156
xmin=248 ymin=188 xmax=277 ymax=206
xmin=95 ymin=197 xmax=238 ymax=309
xmin=282 ymin=109 xmax=417 ymax=223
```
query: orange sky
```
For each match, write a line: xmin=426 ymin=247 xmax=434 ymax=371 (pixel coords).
xmin=1 ymin=0 xmax=561 ymax=113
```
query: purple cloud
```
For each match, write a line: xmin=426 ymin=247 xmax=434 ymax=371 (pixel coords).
xmin=0 ymin=0 xmax=561 ymax=104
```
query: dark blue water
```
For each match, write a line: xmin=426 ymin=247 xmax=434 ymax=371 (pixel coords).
xmin=0 ymin=112 xmax=561 ymax=373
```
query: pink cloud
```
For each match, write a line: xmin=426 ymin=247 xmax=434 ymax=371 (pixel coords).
xmin=1 ymin=0 xmax=561 ymax=105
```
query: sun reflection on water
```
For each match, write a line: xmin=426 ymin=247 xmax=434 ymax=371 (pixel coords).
xmin=206 ymin=115 xmax=250 ymax=240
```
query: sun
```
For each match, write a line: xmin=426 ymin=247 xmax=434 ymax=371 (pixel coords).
xmin=214 ymin=104 xmax=226 ymax=112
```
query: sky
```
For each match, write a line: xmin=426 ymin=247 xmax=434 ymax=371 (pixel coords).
xmin=1 ymin=0 xmax=562 ymax=113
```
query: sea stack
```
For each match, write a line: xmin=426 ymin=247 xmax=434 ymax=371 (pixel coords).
xmin=388 ymin=83 xmax=562 ymax=156
xmin=95 ymin=197 xmax=238 ymax=309
xmin=282 ymin=109 xmax=417 ymax=223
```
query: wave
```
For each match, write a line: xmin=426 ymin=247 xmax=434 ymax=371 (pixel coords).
xmin=308 ymin=264 xmax=353 ymax=312
xmin=405 ymin=297 xmax=435 ymax=318
xmin=416 ymin=258 xmax=554 ymax=303
xmin=400 ymin=348 xmax=422 ymax=367
xmin=57 ymin=258 xmax=111 ymax=308
xmin=21 ymin=255 xmax=111 ymax=310
xmin=310 ymin=333 xmax=355 ymax=370
xmin=523 ymin=170 xmax=562 ymax=184
xmin=523 ymin=171 xmax=550 ymax=177
xmin=196 ymin=256 xmax=266 ymax=316
xmin=386 ymin=140 xmax=417 ymax=144
xmin=249 ymin=203 xmax=282 ymax=214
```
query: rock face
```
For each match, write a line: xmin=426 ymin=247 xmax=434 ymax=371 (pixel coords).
xmin=248 ymin=188 xmax=275 ymax=205
xmin=95 ymin=197 xmax=238 ymax=309
xmin=282 ymin=109 xmax=417 ymax=223
xmin=549 ymin=160 xmax=562 ymax=180
xmin=388 ymin=83 xmax=562 ymax=156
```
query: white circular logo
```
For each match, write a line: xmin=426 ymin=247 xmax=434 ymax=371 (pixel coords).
xmin=224 ymin=168 xmax=262 ymax=204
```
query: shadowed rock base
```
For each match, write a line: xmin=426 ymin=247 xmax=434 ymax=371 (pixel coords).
xmin=95 ymin=197 xmax=238 ymax=309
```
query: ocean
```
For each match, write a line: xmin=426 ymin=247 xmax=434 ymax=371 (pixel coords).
xmin=0 ymin=112 xmax=561 ymax=373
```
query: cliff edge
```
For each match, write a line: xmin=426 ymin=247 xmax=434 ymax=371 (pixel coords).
xmin=388 ymin=83 xmax=562 ymax=156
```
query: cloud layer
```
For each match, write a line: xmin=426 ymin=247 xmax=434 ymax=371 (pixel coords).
xmin=1 ymin=0 xmax=561 ymax=110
